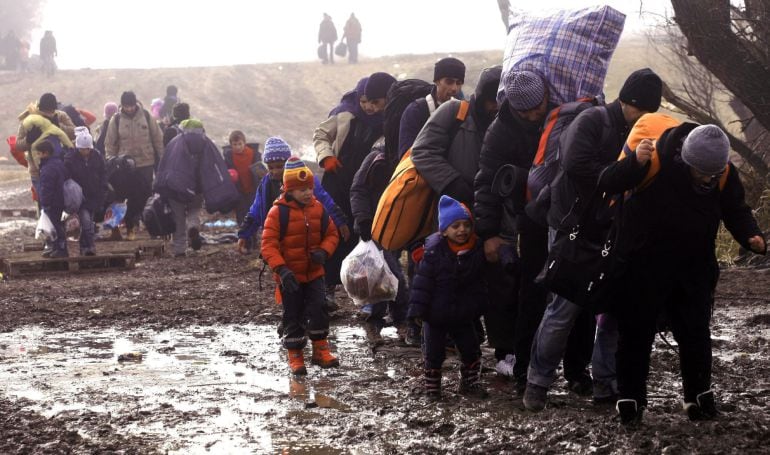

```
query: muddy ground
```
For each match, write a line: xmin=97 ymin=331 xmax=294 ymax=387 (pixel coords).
xmin=1 ymin=186 xmax=769 ymax=454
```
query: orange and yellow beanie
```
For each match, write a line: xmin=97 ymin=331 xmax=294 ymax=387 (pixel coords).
xmin=283 ymin=157 xmax=314 ymax=191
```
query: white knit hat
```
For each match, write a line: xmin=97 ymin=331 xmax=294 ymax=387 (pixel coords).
xmin=74 ymin=126 xmax=93 ymax=149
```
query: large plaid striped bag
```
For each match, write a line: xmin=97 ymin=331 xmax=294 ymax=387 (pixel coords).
xmin=499 ymin=6 xmax=626 ymax=105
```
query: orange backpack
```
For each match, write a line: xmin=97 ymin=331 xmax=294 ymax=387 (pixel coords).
xmin=371 ymin=100 xmax=469 ymax=251
xmin=620 ymin=113 xmax=729 ymax=192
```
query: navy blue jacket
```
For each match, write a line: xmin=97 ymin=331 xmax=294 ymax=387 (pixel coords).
xmin=64 ymin=149 xmax=107 ymax=211
xmin=39 ymin=156 xmax=68 ymax=209
xmin=407 ymin=232 xmax=488 ymax=325
xmin=398 ymin=94 xmax=432 ymax=158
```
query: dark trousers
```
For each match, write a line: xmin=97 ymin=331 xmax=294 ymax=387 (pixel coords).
xmin=125 ymin=165 xmax=154 ymax=230
xmin=281 ymin=277 xmax=329 ymax=349
xmin=423 ymin=321 xmax=481 ymax=370
xmin=322 ymin=42 xmax=334 ymax=63
xmin=483 ymin=261 xmax=517 ymax=358
xmin=46 ymin=206 xmax=67 ymax=253
xmin=616 ymin=265 xmax=714 ymax=405
xmin=366 ymin=251 xmax=408 ymax=325
xmin=513 ymin=215 xmax=549 ymax=378
xmin=348 ymin=42 xmax=359 ymax=63
xmin=563 ymin=309 xmax=597 ymax=381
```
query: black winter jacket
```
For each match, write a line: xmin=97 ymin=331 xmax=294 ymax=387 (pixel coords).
xmin=600 ymin=122 xmax=763 ymax=265
xmin=547 ymin=101 xmax=629 ymax=237
xmin=349 ymin=142 xmax=395 ymax=236
xmin=473 ymin=101 xmax=544 ymax=239
xmin=64 ymin=149 xmax=107 ymax=212
xmin=407 ymin=233 xmax=488 ymax=325
xmin=39 ymin=156 xmax=67 ymax=209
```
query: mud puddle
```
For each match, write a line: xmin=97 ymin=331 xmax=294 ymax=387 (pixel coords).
xmin=0 ymin=324 xmax=405 ymax=454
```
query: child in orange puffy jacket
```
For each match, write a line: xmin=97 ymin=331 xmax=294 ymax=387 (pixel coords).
xmin=260 ymin=157 xmax=340 ymax=375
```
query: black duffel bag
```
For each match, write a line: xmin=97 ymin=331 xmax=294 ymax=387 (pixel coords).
xmin=142 ymin=193 xmax=176 ymax=237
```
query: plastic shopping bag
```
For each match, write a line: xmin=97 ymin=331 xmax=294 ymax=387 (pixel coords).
xmin=63 ymin=178 xmax=84 ymax=215
xmin=102 ymin=202 xmax=127 ymax=229
xmin=340 ymin=240 xmax=398 ymax=306
xmin=35 ymin=209 xmax=56 ymax=240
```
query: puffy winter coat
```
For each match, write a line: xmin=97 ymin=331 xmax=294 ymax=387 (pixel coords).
xmin=472 ymin=100 xmax=545 ymax=239
xmin=38 ymin=156 xmax=68 ymax=209
xmin=261 ymin=194 xmax=340 ymax=283
xmin=407 ymin=232 xmax=488 ymax=325
xmin=239 ymin=174 xmax=347 ymax=239
xmin=104 ymin=107 xmax=164 ymax=168
xmin=17 ymin=112 xmax=75 ymax=179
xmin=64 ymin=149 xmax=107 ymax=211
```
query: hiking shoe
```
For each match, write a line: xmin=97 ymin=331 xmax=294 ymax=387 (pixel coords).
xmin=363 ymin=321 xmax=383 ymax=345
xmin=567 ymin=373 xmax=593 ymax=396
xmin=404 ymin=324 xmax=421 ymax=347
xmin=459 ymin=360 xmax=488 ymax=399
xmin=311 ymin=339 xmax=339 ymax=368
xmin=593 ymin=394 xmax=619 ymax=407
xmin=424 ymin=368 xmax=442 ymax=402
xmin=495 ymin=354 xmax=516 ymax=378
xmin=617 ymin=399 xmax=644 ymax=425
xmin=188 ymin=227 xmax=202 ymax=251
xmin=523 ymin=383 xmax=548 ymax=411
xmin=108 ymin=227 xmax=123 ymax=241
xmin=126 ymin=228 xmax=136 ymax=241
xmin=287 ymin=349 xmax=307 ymax=375
xmin=49 ymin=249 xmax=69 ymax=258
xmin=685 ymin=390 xmax=719 ymax=421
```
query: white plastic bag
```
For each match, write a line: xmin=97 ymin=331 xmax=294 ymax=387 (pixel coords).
xmin=340 ymin=240 xmax=398 ymax=306
xmin=35 ymin=209 xmax=56 ymax=240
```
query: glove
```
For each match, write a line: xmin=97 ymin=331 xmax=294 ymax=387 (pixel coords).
xmin=310 ymin=249 xmax=327 ymax=265
xmin=276 ymin=266 xmax=299 ymax=293
xmin=321 ymin=156 xmax=343 ymax=173
xmin=357 ymin=220 xmax=372 ymax=242
xmin=237 ymin=215 xmax=255 ymax=238
xmin=443 ymin=177 xmax=473 ymax=205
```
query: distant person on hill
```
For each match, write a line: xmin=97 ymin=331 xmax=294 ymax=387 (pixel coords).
xmin=39 ymin=30 xmax=57 ymax=77
xmin=318 ymin=13 xmax=338 ymax=64
xmin=159 ymin=85 xmax=179 ymax=127
xmin=18 ymin=38 xmax=30 ymax=73
xmin=105 ymin=90 xmax=164 ymax=240
xmin=398 ymin=57 xmax=466 ymax=157
xmin=314 ymin=72 xmax=395 ymax=308
xmin=65 ymin=127 xmax=107 ymax=256
xmin=162 ymin=102 xmax=190 ymax=147
xmin=342 ymin=13 xmax=362 ymax=64
xmin=95 ymin=102 xmax=119 ymax=154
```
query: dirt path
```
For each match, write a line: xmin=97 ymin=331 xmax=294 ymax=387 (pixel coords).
xmin=0 ymin=218 xmax=769 ymax=453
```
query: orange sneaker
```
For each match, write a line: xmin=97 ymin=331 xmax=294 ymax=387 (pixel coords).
xmin=287 ymin=349 xmax=307 ymax=375
xmin=311 ymin=339 xmax=339 ymax=368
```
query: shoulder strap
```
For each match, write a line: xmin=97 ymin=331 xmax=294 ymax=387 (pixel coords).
xmin=718 ymin=164 xmax=730 ymax=191
xmin=456 ymin=100 xmax=470 ymax=122
xmin=533 ymin=105 xmax=564 ymax=166
xmin=425 ymin=94 xmax=438 ymax=115
xmin=278 ymin=204 xmax=290 ymax=241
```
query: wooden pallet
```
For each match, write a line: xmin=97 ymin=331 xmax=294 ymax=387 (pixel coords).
xmin=0 ymin=208 xmax=37 ymax=218
xmin=1 ymin=253 xmax=136 ymax=278
xmin=22 ymin=240 xmax=165 ymax=259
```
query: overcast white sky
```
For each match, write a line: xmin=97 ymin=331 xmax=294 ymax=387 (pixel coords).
xmin=32 ymin=0 xmax=673 ymax=69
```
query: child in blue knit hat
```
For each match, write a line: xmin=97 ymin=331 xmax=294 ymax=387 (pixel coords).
xmin=407 ymin=195 xmax=488 ymax=401
xmin=237 ymin=137 xmax=349 ymax=257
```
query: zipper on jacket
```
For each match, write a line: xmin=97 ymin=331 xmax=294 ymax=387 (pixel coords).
xmin=304 ymin=205 xmax=311 ymax=278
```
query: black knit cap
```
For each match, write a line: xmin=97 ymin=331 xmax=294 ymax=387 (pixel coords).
xmin=434 ymin=57 xmax=466 ymax=83
xmin=120 ymin=91 xmax=137 ymax=106
xmin=619 ymin=68 xmax=663 ymax=113
xmin=38 ymin=93 xmax=58 ymax=112
xmin=365 ymin=72 xmax=397 ymax=100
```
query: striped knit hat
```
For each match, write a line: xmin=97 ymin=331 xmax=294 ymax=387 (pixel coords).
xmin=263 ymin=136 xmax=292 ymax=163
xmin=283 ymin=157 xmax=314 ymax=191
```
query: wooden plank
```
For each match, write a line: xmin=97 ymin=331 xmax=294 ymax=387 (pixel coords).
xmin=0 ymin=208 xmax=37 ymax=218
xmin=1 ymin=253 xmax=135 ymax=278
xmin=22 ymin=240 xmax=165 ymax=258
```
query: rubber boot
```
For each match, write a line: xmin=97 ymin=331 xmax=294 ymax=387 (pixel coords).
xmin=311 ymin=339 xmax=339 ymax=368
xmin=424 ymin=368 xmax=442 ymax=401
xmin=459 ymin=359 xmax=488 ymax=398
xmin=287 ymin=348 xmax=307 ymax=375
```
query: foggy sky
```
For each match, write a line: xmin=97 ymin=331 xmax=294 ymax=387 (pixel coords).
xmin=32 ymin=0 xmax=671 ymax=69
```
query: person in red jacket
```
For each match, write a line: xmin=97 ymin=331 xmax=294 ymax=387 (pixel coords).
xmin=261 ymin=157 xmax=340 ymax=375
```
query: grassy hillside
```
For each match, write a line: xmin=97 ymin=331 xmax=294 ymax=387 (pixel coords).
xmin=1 ymin=35 xmax=665 ymax=163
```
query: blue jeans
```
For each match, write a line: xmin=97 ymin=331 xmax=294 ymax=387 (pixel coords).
xmin=527 ymin=228 xmax=618 ymax=398
xmin=78 ymin=207 xmax=96 ymax=254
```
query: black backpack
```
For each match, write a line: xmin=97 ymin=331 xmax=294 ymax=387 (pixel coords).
xmin=383 ymin=79 xmax=432 ymax=157
xmin=142 ymin=193 xmax=176 ymax=237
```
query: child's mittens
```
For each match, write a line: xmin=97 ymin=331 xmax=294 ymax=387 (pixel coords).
xmin=276 ymin=266 xmax=300 ymax=293
xmin=310 ymin=249 xmax=328 ymax=265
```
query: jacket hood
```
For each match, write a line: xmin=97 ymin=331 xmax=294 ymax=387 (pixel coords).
xmin=474 ymin=66 xmax=503 ymax=102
